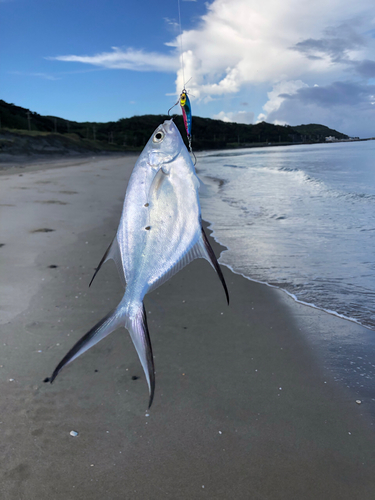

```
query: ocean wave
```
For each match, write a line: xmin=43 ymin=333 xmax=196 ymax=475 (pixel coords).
xmin=204 ymin=175 xmax=228 ymax=189
xmin=222 ymin=164 xmax=247 ymax=169
xmin=335 ymin=191 xmax=375 ymax=203
xmin=199 ymin=141 xmax=375 ymax=332
xmin=205 ymin=215 xmax=373 ymax=329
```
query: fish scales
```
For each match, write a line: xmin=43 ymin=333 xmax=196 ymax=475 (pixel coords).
xmin=48 ymin=119 xmax=228 ymax=408
xmin=120 ymin=151 xmax=199 ymax=293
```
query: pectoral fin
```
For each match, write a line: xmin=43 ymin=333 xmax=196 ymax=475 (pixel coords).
xmin=148 ymin=167 xmax=169 ymax=201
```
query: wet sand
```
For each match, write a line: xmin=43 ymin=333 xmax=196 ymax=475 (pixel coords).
xmin=1 ymin=155 xmax=375 ymax=499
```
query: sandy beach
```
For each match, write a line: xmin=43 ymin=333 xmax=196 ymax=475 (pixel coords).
xmin=1 ymin=154 xmax=375 ymax=499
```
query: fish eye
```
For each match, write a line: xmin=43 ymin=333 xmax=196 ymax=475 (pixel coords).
xmin=153 ymin=131 xmax=164 ymax=143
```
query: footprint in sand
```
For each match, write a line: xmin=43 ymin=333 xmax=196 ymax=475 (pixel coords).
xmin=34 ymin=200 xmax=68 ymax=205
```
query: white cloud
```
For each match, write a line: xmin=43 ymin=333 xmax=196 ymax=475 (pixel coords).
xmin=172 ymin=0 xmax=375 ymax=99
xmin=9 ymin=71 xmax=60 ymax=81
xmin=265 ymin=81 xmax=375 ymax=136
xmin=49 ymin=1 xmax=375 ymax=93
xmin=48 ymin=46 xmax=178 ymax=73
xmin=213 ymin=110 xmax=254 ymax=124
xmin=257 ymin=80 xmax=309 ymax=122
xmin=164 ymin=17 xmax=179 ymax=29
xmin=48 ymin=0 xmax=375 ymax=134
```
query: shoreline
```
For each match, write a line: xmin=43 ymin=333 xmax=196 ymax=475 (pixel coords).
xmin=206 ymin=221 xmax=375 ymax=416
xmin=0 ymin=151 xmax=133 ymax=173
xmin=200 ymin=137 xmax=375 ymax=152
xmin=206 ymin=218 xmax=372 ymax=331
xmin=1 ymin=136 xmax=373 ymax=168
xmin=1 ymin=155 xmax=375 ymax=498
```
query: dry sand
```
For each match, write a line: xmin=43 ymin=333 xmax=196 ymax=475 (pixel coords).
xmin=1 ymin=155 xmax=375 ymax=499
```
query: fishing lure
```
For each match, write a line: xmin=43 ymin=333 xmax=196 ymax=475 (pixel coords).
xmin=180 ymin=90 xmax=192 ymax=139
xmin=168 ymin=88 xmax=195 ymax=160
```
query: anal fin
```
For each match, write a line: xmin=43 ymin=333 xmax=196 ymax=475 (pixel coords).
xmin=200 ymin=227 xmax=229 ymax=305
xmin=147 ymin=227 xmax=229 ymax=305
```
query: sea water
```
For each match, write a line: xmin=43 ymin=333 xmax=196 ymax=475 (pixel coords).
xmin=198 ymin=140 xmax=375 ymax=331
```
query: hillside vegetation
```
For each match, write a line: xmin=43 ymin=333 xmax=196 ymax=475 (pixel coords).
xmin=0 ymin=100 xmax=349 ymax=155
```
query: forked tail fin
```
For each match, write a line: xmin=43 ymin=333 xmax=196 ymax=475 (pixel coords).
xmin=47 ymin=303 xmax=155 ymax=408
xmin=125 ymin=305 xmax=155 ymax=408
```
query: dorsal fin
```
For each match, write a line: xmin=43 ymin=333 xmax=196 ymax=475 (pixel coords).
xmin=89 ymin=235 xmax=126 ymax=288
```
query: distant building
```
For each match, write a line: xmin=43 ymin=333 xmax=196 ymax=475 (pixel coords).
xmin=325 ymin=136 xmax=337 ymax=142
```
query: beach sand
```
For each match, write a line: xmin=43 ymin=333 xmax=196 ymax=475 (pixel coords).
xmin=1 ymin=155 xmax=375 ymax=499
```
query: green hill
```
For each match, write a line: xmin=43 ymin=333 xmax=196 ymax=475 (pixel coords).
xmin=0 ymin=100 xmax=350 ymax=156
xmin=291 ymin=123 xmax=348 ymax=141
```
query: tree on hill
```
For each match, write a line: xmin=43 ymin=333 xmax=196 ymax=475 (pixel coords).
xmin=0 ymin=99 xmax=349 ymax=152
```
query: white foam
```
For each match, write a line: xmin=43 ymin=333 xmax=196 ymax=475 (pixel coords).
xmin=203 ymin=217 xmax=372 ymax=331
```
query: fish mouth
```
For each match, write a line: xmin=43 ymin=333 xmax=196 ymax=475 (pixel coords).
xmin=162 ymin=119 xmax=175 ymax=133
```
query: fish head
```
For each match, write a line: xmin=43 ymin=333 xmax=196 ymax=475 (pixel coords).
xmin=145 ymin=120 xmax=183 ymax=168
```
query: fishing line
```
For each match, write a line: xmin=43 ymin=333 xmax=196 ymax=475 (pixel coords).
xmin=167 ymin=0 xmax=196 ymax=165
xmin=168 ymin=0 xmax=187 ymax=116
xmin=177 ymin=0 xmax=186 ymax=90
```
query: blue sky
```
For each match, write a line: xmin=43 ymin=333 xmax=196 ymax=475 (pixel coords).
xmin=1 ymin=0 xmax=375 ymax=137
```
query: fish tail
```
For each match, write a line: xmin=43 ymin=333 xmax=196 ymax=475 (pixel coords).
xmin=125 ymin=304 xmax=155 ymax=409
xmin=48 ymin=301 xmax=155 ymax=408
xmin=48 ymin=306 xmax=124 ymax=384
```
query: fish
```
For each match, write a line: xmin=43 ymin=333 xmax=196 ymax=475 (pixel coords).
xmin=48 ymin=119 xmax=229 ymax=408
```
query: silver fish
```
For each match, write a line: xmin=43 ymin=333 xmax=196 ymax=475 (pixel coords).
xmin=48 ymin=119 xmax=228 ymax=407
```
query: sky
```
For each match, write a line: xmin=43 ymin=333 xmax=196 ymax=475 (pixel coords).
xmin=1 ymin=0 xmax=375 ymax=137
